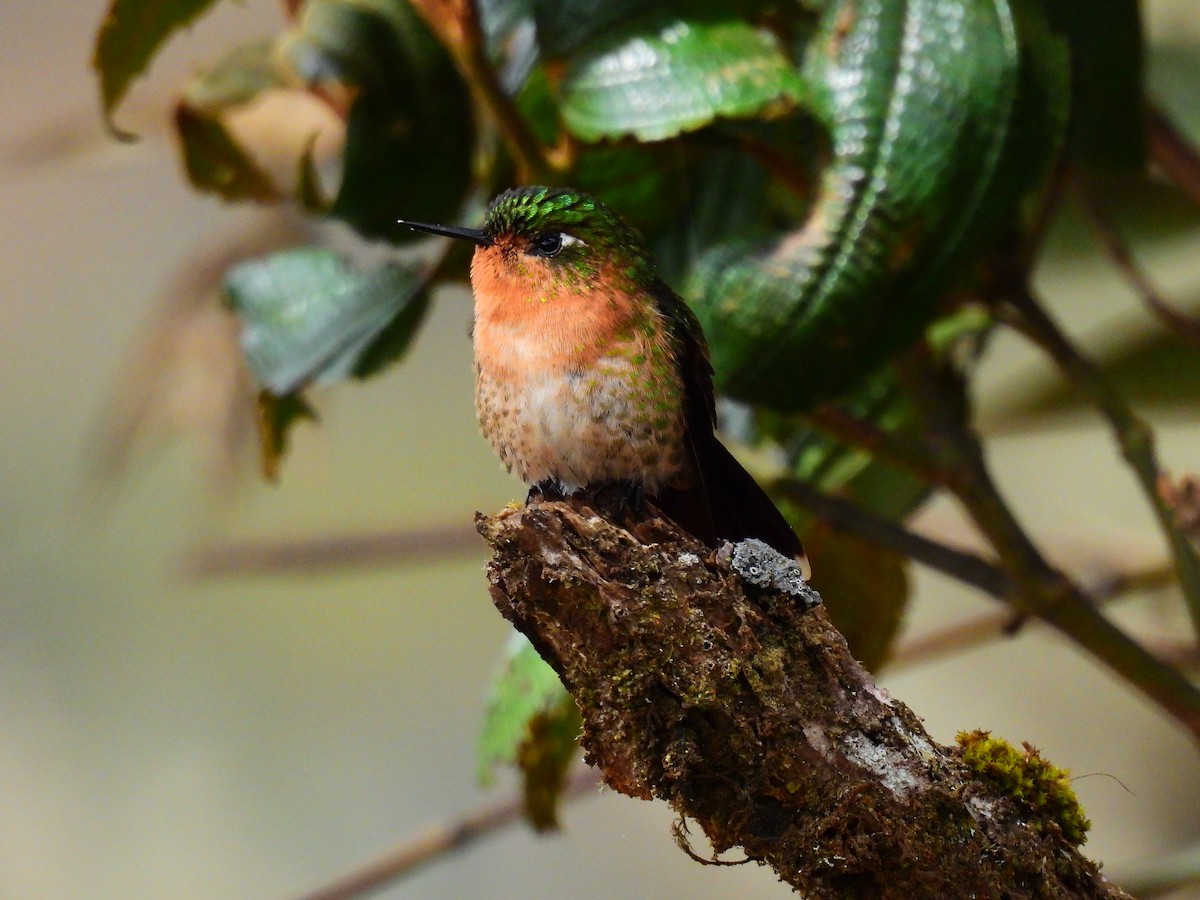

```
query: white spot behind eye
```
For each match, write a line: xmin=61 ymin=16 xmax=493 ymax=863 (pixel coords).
xmin=560 ymin=233 xmax=585 ymax=249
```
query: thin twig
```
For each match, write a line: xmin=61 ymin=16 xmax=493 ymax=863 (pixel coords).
xmin=769 ymin=477 xmax=1009 ymax=599
xmin=805 ymin=404 xmax=953 ymax=488
xmin=407 ymin=0 xmax=553 ymax=182
xmin=293 ymin=766 xmax=600 ymax=900
xmin=1000 ymin=284 xmax=1200 ymax=643
xmin=1079 ymin=182 xmax=1200 ymax=345
xmin=1147 ymin=102 xmax=1200 ymax=211
xmin=900 ymin=353 xmax=1200 ymax=737
xmin=1151 ymin=638 xmax=1200 ymax=670
xmin=888 ymin=559 xmax=1178 ymax=670
xmin=184 ymin=523 xmax=480 ymax=578
xmin=888 ymin=610 xmax=1021 ymax=669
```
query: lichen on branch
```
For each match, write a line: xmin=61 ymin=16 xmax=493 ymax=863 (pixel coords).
xmin=476 ymin=497 xmax=1129 ymax=899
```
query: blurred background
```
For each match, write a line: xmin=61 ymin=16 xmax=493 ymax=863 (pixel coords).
xmin=2 ymin=1 xmax=1200 ymax=897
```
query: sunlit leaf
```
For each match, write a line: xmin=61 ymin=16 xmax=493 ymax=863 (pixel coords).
xmin=224 ymin=248 xmax=428 ymax=395
xmin=94 ymin=0 xmax=225 ymax=135
xmin=558 ymin=10 xmax=804 ymax=142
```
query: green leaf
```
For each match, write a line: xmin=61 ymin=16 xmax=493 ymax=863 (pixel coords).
xmin=282 ymin=0 xmax=475 ymax=241
xmin=758 ymin=310 xmax=996 ymax=664
xmin=687 ymin=0 xmax=1068 ymax=412
xmin=478 ymin=634 xmax=579 ymax=819
xmin=558 ymin=10 xmax=805 ymax=142
xmin=174 ymin=103 xmax=281 ymax=202
xmin=648 ymin=147 xmax=775 ymax=285
xmin=93 ymin=0 xmax=225 ymax=136
xmin=781 ymin=393 xmax=931 ymax=524
xmin=224 ymin=248 xmax=429 ymax=395
xmin=515 ymin=692 xmax=581 ymax=831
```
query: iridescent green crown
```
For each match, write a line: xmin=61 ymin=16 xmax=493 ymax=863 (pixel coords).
xmin=484 ymin=186 xmax=645 ymax=254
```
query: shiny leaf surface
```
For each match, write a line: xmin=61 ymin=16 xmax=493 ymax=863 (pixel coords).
xmin=688 ymin=0 xmax=1067 ymax=411
xmin=224 ymin=248 xmax=428 ymax=395
xmin=558 ymin=11 xmax=804 ymax=142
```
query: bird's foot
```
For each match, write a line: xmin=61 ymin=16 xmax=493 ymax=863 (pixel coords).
xmin=589 ymin=479 xmax=645 ymax=525
xmin=527 ymin=480 xmax=566 ymax=505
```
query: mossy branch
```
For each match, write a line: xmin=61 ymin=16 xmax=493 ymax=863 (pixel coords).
xmin=477 ymin=497 xmax=1130 ymax=899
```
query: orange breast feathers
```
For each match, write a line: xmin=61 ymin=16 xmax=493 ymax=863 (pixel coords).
xmin=470 ymin=239 xmax=647 ymax=377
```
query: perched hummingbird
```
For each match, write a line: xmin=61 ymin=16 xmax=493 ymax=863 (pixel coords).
xmin=399 ymin=186 xmax=805 ymax=563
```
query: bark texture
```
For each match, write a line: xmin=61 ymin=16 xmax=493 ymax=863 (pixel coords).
xmin=476 ymin=497 xmax=1131 ymax=899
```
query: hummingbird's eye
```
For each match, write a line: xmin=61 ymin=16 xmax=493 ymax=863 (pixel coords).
xmin=531 ymin=232 xmax=565 ymax=258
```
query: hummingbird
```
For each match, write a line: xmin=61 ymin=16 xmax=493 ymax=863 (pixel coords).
xmin=399 ymin=186 xmax=805 ymax=564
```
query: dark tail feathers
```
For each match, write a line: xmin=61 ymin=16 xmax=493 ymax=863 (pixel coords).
xmin=652 ymin=433 xmax=806 ymax=565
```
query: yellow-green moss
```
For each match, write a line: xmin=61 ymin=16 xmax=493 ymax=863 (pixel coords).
xmin=956 ymin=729 xmax=1091 ymax=845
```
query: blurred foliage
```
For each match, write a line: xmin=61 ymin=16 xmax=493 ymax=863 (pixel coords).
xmin=94 ymin=0 xmax=1200 ymax=839
xmin=223 ymin=247 xmax=429 ymax=475
xmin=479 ymin=634 xmax=579 ymax=830
xmin=94 ymin=0 xmax=224 ymax=135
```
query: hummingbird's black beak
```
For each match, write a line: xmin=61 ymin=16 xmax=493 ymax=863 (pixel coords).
xmin=397 ymin=219 xmax=493 ymax=247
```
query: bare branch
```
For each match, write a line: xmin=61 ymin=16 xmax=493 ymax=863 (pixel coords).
xmin=1148 ymin=102 xmax=1200 ymax=211
xmin=899 ymin=353 xmax=1200 ymax=737
xmin=184 ymin=523 xmax=480 ymax=579
xmin=888 ymin=558 xmax=1179 ymax=671
xmin=292 ymin=766 xmax=600 ymax=900
xmin=999 ymin=285 xmax=1200 ymax=645
xmin=1079 ymin=182 xmax=1200 ymax=345
xmin=769 ymin=476 xmax=1010 ymax=599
